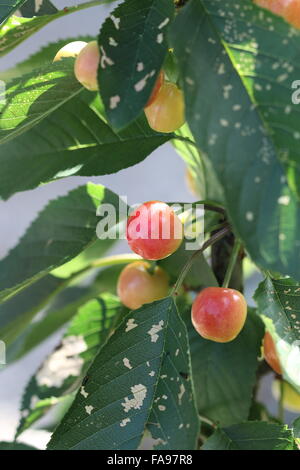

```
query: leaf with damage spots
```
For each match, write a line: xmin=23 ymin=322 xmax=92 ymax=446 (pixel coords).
xmin=254 ymin=276 xmax=300 ymax=392
xmin=184 ymin=308 xmax=264 ymax=427
xmin=98 ymin=0 xmax=175 ymax=130
xmin=170 ymin=0 xmax=300 ymax=279
xmin=202 ymin=422 xmax=296 ymax=450
xmin=0 ymin=182 xmax=124 ymax=304
xmin=16 ymin=294 xmax=122 ymax=437
xmin=47 ymin=297 xmax=199 ymax=450
xmin=0 ymin=91 xmax=172 ymax=200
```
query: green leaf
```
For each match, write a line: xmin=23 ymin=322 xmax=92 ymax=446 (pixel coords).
xmin=48 ymin=297 xmax=199 ymax=450
xmin=0 ymin=36 xmax=93 ymax=81
xmin=184 ymin=308 xmax=264 ymax=426
xmin=0 ymin=441 xmax=37 ymax=450
xmin=254 ymin=277 xmax=300 ymax=392
xmin=0 ymin=182 xmax=124 ymax=304
xmin=19 ymin=0 xmax=57 ymax=16
xmin=293 ymin=417 xmax=300 ymax=440
xmin=0 ymin=60 xmax=83 ymax=146
xmin=16 ymin=294 xmax=122 ymax=437
xmin=0 ymin=1 xmax=112 ymax=58
xmin=98 ymin=0 xmax=175 ymax=130
xmin=0 ymin=92 xmax=172 ymax=199
xmin=202 ymin=422 xmax=295 ymax=450
xmin=170 ymin=0 xmax=300 ymax=279
xmin=0 ymin=0 xmax=27 ymax=25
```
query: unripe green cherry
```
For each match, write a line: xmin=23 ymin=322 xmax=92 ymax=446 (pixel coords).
xmin=117 ymin=261 xmax=169 ymax=310
xmin=74 ymin=40 xmax=100 ymax=91
xmin=126 ymin=201 xmax=183 ymax=260
xmin=144 ymin=82 xmax=185 ymax=133
xmin=53 ymin=41 xmax=87 ymax=62
xmin=191 ymin=287 xmax=247 ymax=343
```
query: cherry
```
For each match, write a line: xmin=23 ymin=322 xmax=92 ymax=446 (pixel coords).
xmin=263 ymin=331 xmax=282 ymax=375
xmin=144 ymin=82 xmax=185 ymax=133
xmin=254 ymin=0 xmax=300 ymax=28
xmin=126 ymin=201 xmax=183 ymax=260
xmin=191 ymin=287 xmax=247 ymax=343
xmin=74 ymin=40 xmax=100 ymax=91
xmin=145 ymin=71 xmax=165 ymax=107
xmin=117 ymin=261 xmax=169 ymax=310
xmin=53 ymin=41 xmax=87 ymax=62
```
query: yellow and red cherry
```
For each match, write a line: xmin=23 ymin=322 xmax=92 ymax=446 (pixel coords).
xmin=74 ymin=40 xmax=100 ymax=91
xmin=126 ymin=201 xmax=183 ymax=260
xmin=191 ymin=287 xmax=247 ymax=343
xmin=117 ymin=261 xmax=169 ymax=310
xmin=144 ymin=82 xmax=185 ymax=133
xmin=263 ymin=331 xmax=282 ymax=375
xmin=53 ymin=41 xmax=87 ymax=62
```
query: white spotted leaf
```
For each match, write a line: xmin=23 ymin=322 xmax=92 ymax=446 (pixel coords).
xmin=16 ymin=294 xmax=123 ymax=437
xmin=98 ymin=0 xmax=175 ymax=130
xmin=254 ymin=277 xmax=300 ymax=392
xmin=47 ymin=297 xmax=199 ymax=450
xmin=170 ymin=0 xmax=300 ymax=279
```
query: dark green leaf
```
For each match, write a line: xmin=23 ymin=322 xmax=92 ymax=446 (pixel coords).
xmin=19 ymin=0 xmax=57 ymax=16
xmin=0 ymin=183 xmax=124 ymax=303
xmin=203 ymin=422 xmax=295 ymax=450
xmin=170 ymin=0 xmax=300 ymax=279
xmin=16 ymin=294 xmax=122 ymax=437
xmin=254 ymin=277 xmax=300 ymax=392
xmin=293 ymin=417 xmax=300 ymax=439
xmin=0 ymin=0 xmax=27 ymax=25
xmin=48 ymin=297 xmax=199 ymax=450
xmin=0 ymin=92 xmax=172 ymax=199
xmin=98 ymin=0 xmax=175 ymax=130
xmin=184 ymin=308 xmax=264 ymax=426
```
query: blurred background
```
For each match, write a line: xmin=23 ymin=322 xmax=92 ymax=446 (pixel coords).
xmin=0 ymin=0 xmax=297 ymax=449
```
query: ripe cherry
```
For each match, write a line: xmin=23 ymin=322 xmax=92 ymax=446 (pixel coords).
xmin=53 ymin=41 xmax=87 ymax=62
xmin=145 ymin=71 xmax=165 ymax=107
xmin=263 ymin=331 xmax=282 ymax=375
xmin=74 ymin=40 xmax=100 ymax=91
xmin=254 ymin=0 xmax=300 ymax=28
xmin=144 ymin=82 xmax=185 ymax=133
xmin=117 ymin=261 xmax=169 ymax=310
xmin=126 ymin=201 xmax=183 ymax=260
xmin=191 ymin=287 xmax=247 ymax=343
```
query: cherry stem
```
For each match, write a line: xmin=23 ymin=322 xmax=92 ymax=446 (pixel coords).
xmin=171 ymin=224 xmax=231 ymax=297
xmin=222 ymin=239 xmax=241 ymax=289
xmin=168 ymin=200 xmax=226 ymax=216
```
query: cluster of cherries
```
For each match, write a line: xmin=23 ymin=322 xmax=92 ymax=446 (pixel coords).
xmin=54 ymin=40 xmax=185 ymax=133
xmin=254 ymin=0 xmax=300 ymax=28
xmin=53 ymin=42 xmax=294 ymax=389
